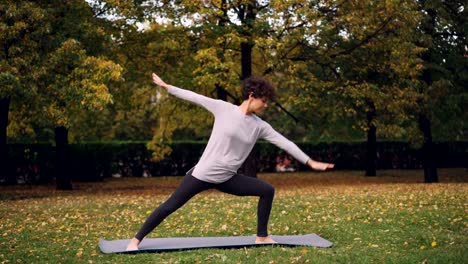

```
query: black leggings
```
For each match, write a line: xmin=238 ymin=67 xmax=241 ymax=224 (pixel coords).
xmin=134 ymin=169 xmax=275 ymax=241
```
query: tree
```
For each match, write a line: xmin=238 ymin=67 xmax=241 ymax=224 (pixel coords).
xmin=1 ymin=0 xmax=122 ymax=188
xmin=262 ymin=0 xmax=423 ymax=175
xmin=1 ymin=0 xmax=48 ymax=183
xmin=97 ymin=0 xmax=425 ymax=180
xmin=38 ymin=0 xmax=123 ymax=189
xmin=145 ymin=1 xmax=274 ymax=176
xmin=38 ymin=39 xmax=122 ymax=189
xmin=145 ymin=0 xmax=291 ymax=177
xmin=415 ymin=0 xmax=467 ymax=183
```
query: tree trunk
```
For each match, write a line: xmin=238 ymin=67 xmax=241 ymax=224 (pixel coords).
xmin=418 ymin=3 xmax=438 ymax=183
xmin=237 ymin=2 xmax=257 ymax=178
xmin=418 ymin=114 xmax=438 ymax=183
xmin=215 ymin=84 xmax=228 ymax=101
xmin=0 ymin=97 xmax=15 ymax=184
xmin=239 ymin=40 xmax=257 ymax=177
xmin=241 ymin=42 xmax=253 ymax=80
xmin=55 ymin=126 xmax=73 ymax=190
xmin=365 ymin=101 xmax=377 ymax=176
xmin=240 ymin=41 xmax=257 ymax=177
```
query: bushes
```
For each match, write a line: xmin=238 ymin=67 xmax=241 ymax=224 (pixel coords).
xmin=2 ymin=141 xmax=466 ymax=184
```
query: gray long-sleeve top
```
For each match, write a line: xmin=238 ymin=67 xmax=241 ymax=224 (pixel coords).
xmin=167 ymin=85 xmax=310 ymax=183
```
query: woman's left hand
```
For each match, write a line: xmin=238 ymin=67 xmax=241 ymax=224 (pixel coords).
xmin=307 ymin=159 xmax=335 ymax=171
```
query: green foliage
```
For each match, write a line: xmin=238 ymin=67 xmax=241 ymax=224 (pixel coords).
xmin=39 ymin=39 xmax=122 ymax=127
xmin=137 ymin=0 xmax=430 ymax=161
xmin=268 ymin=0 xmax=424 ymax=140
xmin=1 ymin=0 xmax=123 ymax=141
xmin=3 ymin=0 xmax=466 ymax=153
xmin=0 ymin=72 xmax=19 ymax=98
xmin=417 ymin=0 xmax=467 ymax=141
xmin=0 ymin=0 xmax=48 ymax=140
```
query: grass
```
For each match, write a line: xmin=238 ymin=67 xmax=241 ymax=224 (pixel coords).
xmin=0 ymin=169 xmax=467 ymax=263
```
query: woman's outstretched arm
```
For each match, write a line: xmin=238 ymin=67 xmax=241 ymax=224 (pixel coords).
xmin=260 ymin=123 xmax=334 ymax=171
xmin=152 ymin=73 xmax=223 ymax=114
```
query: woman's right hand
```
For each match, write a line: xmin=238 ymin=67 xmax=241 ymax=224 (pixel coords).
xmin=152 ymin=73 xmax=169 ymax=90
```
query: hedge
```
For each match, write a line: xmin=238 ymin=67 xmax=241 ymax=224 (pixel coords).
xmin=2 ymin=141 xmax=466 ymax=184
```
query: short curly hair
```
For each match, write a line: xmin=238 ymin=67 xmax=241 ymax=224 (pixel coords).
xmin=241 ymin=76 xmax=276 ymax=101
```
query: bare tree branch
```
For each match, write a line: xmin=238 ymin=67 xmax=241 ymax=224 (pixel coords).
xmin=329 ymin=16 xmax=394 ymax=58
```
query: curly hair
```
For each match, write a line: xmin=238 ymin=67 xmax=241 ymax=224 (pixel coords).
xmin=241 ymin=76 xmax=276 ymax=101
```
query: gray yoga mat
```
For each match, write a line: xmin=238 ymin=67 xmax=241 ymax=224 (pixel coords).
xmin=99 ymin=233 xmax=333 ymax=254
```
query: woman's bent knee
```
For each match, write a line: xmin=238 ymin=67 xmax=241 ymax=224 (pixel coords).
xmin=263 ymin=184 xmax=275 ymax=198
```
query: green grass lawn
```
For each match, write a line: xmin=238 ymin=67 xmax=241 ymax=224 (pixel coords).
xmin=1 ymin=169 xmax=467 ymax=263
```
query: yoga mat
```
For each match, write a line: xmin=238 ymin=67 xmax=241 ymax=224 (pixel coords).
xmin=99 ymin=233 xmax=333 ymax=254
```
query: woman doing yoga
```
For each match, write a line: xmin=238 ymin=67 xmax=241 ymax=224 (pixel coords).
xmin=126 ymin=73 xmax=334 ymax=250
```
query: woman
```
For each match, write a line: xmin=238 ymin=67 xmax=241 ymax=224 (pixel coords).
xmin=126 ymin=73 xmax=334 ymax=250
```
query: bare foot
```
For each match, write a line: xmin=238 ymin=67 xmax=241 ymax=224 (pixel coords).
xmin=126 ymin=238 xmax=140 ymax=251
xmin=255 ymin=236 xmax=277 ymax=244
